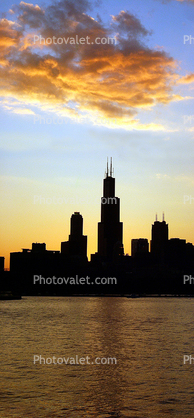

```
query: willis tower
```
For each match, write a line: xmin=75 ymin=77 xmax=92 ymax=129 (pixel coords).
xmin=98 ymin=158 xmax=124 ymax=260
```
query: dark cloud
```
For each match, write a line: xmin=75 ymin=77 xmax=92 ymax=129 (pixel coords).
xmin=111 ymin=11 xmax=151 ymax=37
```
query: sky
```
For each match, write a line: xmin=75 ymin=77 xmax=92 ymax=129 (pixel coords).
xmin=0 ymin=0 xmax=194 ymax=268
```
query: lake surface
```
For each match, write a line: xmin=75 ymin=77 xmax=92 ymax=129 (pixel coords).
xmin=1 ymin=297 xmax=194 ymax=417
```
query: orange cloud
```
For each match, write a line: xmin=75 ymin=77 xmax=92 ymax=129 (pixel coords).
xmin=0 ymin=1 xmax=187 ymax=129
xmin=177 ymin=73 xmax=194 ymax=84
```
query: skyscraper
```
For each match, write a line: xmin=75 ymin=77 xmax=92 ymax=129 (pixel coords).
xmin=97 ymin=158 xmax=123 ymax=260
xmin=151 ymin=214 xmax=168 ymax=262
xmin=61 ymin=212 xmax=87 ymax=259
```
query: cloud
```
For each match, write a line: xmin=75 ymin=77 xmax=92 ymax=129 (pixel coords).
xmin=0 ymin=0 xmax=185 ymax=130
xmin=177 ymin=73 xmax=194 ymax=84
xmin=13 ymin=107 xmax=35 ymax=114
xmin=0 ymin=18 xmax=22 ymax=49
xmin=111 ymin=10 xmax=151 ymax=37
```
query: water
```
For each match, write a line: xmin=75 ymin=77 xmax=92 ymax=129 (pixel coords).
xmin=1 ymin=297 xmax=194 ymax=417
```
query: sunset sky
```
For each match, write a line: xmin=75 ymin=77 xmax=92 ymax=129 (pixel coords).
xmin=0 ymin=0 xmax=194 ymax=268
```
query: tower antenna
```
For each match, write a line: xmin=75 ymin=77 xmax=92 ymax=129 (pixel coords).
xmin=156 ymin=213 xmax=157 ymax=221
xmin=163 ymin=212 xmax=165 ymax=222
xmin=106 ymin=157 xmax=109 ymax=177
xmin=110 ymin=157 xmax=113 ymax=177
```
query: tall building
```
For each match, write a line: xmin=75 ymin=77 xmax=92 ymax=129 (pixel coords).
xmin=97 ymin=158 xmax=123 ymax=260
xmin=151 ymin=214 xmax=168 ymax=262
xmin=61 ymin=212 xmax=87 ymax=259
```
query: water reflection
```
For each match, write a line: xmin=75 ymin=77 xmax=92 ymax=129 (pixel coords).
xmin=1 ymin=297 xmax=194 ymax=417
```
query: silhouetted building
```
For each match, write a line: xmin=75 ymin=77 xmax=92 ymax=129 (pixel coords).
xmin=32 ymin=243 xmax=46 ymax=252
xmin=10 ymin=244 xmax=61 ymax=294
xmin=61 ymin=212 xmax=87 ymax=260
xmin=97 ymin=158 xmax=123 ymax=260
xmin=167 ymin=238 xmax=190 ymax=268
xmin=131 ymin=239 xmax=149 ymax=257
xmin=0 ymin=257 xmax=4 ymax=274
xmin=0 ymin=257 xmax=5 ymax=290
xmin=151 ymin=214 xmax=168 ymax=263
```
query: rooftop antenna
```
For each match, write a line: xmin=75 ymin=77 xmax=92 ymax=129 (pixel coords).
xmin=106 ymin=157 xmax=109 ymax=177
xmin=110 ymin=157 xmax=113 ymax=177
xmin=156 ymin=213 xmax=157 ymax=221
xmin=163 ymin=212 xmax=165 ymax=221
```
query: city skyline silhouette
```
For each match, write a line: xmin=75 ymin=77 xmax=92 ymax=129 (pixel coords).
xmin=1 ymin=159 xmax=194 ymax=296
xmin=2 ymin=157 xmax=193 ymax=269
